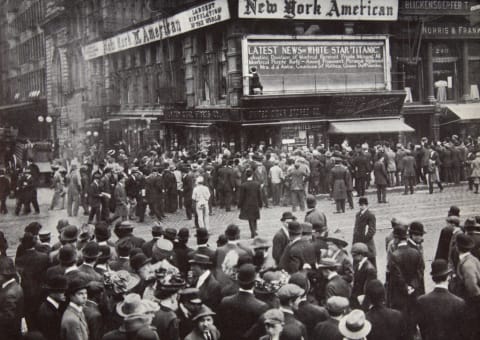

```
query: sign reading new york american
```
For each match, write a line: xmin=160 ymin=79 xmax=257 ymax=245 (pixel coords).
xmin=83 ymin=0 xmax=230 ymax=60
xmin=239 ymin=0 xmax=398 ymax=21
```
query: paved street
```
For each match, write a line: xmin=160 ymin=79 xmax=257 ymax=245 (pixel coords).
xmin=1 ymin=183 xmax=479 ymax=289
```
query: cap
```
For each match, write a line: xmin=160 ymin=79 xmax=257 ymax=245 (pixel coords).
xmin=316 ymin=257 xmax=338 ymax=269
xmin=192 ymin=304 xmax=216 ymax=321
xmin=351 ymin=242 xmax=369 ymax=256
xmin=277 ymin=283 xmax=305 ymax=300
xmin=151 ymin=222 xmax=163 ymax=237
xmin=326 ymin=296 xmax=350 ymax=315
xmin=263 ymin=309 xmax=284 ymax=325
xmin=163 ymin=228 xmax=177 ymax=241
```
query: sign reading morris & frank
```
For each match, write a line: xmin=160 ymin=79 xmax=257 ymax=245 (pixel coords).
xmin=83 ymin=0 xmax=230 ymax=60
xmin=242 ymin=35 xmax=391 ymax=95
xmin=239 ymin=0 xmax=398 ymax=21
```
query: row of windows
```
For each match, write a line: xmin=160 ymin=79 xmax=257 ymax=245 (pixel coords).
xmin=10 ymin=0 xmax=44 ymax=35
xmin=16 ymin=34 xmax=45 ymax=64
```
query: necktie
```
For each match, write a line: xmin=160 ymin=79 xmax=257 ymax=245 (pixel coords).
xmin=204 ymin=331 xmax=212 ymax=340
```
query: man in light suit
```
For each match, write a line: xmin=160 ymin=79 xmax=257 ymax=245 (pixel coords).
xmin=352 ymin=197 xmax=377 ymax=268
xmin=61 ymin=278 xmax=89 ymax=340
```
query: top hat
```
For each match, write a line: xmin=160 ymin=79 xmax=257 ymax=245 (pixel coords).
xmin=456 ymin=233 xmax=475 ymax=251
xmin=44 ymin=275 xmax=68 ymax=292
xmin=430 ymin=259 xmax=452 ymax=278
xmin=0 ymin=256 xmax=16 ymax=276
xmin=316 ymin=257 xmax=338 ymax=270
xmin=237 ymin=263 xmax=256 ymax=285
xmin=409 ymin=221 xmax=426 ymax=235
xmin=339 ymin=310 xmax=372 ymax=340
xmin=82 ymin=241 xmax=100 ymax=260
xmin=60 ymin=225 xmax=79 ymax=243
xmin=188 ymin=254 xmax=212 ymax=266
xmin=288 ymin=221 xmax=302 ymax=235
xmin=192 ymin=304 xmax=216 ymax=322
xmin=325 ymin=237 xmax=348 ymax=249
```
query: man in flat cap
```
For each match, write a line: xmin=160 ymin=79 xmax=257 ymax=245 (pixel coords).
xmin=351 ymin=243 xmax=377 ymax=309
xmin=277 ymin=283 xmax=308 ymax=340
xmin=313 ymin=296 xmax=350 ymax=340
xmin=177 ymin=288 xmax=203 ymax=339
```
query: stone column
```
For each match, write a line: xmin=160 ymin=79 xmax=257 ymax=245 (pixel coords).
xmin=183 ymin=36 xmax=194 ymax=108
xmin=462 ymin=41 xmax=470 ymax=101
xmin=426 ymin=42 xmax=436 ymax=103
xmin=226 ymin=21 xmax=243 ymax=107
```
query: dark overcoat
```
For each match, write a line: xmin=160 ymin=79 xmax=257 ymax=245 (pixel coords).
xmin=238 ymin=179 xmax=262 ymax=220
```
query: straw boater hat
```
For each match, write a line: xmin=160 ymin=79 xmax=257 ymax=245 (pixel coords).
xmin=339 ymin=309 xmax=372 ymax=339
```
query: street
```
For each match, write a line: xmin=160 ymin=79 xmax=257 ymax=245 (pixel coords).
xmin=1 ymin=183 xmax=479 ymax=290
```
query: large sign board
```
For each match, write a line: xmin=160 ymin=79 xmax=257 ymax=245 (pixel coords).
xmin=422 ymin=23 xmax=480 ymax=38
xmin=400 ymin=0 xmax=472 ymax=15
xmin=238 ymin=0 xmax=398 ymax=21
xmin=83 ymin=0 xmax=230 ymax=60
xmin=242 ymin=35 xmax=390 ymax=95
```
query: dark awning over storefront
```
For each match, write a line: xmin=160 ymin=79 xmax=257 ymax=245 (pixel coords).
xmin=328 ymin=118 xmax=414 ymax=134
xmin=445 ymin=104 xmax=480 ymax=121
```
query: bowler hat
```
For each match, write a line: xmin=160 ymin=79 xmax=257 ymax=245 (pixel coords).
xmin=237 ymin=263 xmax=256 ymax=285
xmin=163 ymin=228 xmax=177 ymax=241
xmin=151 ymin=223 xmax=163 ymax=237
xmin=94 ymin=222 xmax=111 ymax=241
xmin=225 ymin=224 xmax=240 ymax=239
xmin=409 ymin=221 xmax=426 ymax=235
xmin=325 ymin=237 xmax=348 ymax=248
xmin=0 ymin=256 xmax=16 ymax=276
xmin=60 ymin=225 xmax=79 ymax=243
xmin=448 ymin=205 xmax=460 ymax=217
xmin=44 ymin=275 xmax=68 ymax=292
xmin=188 ymin=254 xmax=212 ymax=266
xmin=351 ymin=242 xmax=369 ymax=256
xmin=195 ymin=228 xmax=209 ymax=239
xmin=456 ymin=233 xmax=475 ymax=251
xmin=358 ymin=197 xmax=368 ymax=205
xmin=277 ymin=283 xmax=305 ymax=301
xmin=59 ymin=244 xmax=77 ymax=265
xmin=326 ymin=296 xmax=350 ymax=315
xmin=177 ymin=228 xmax=189 ymax=242
xmin=430 ymin=259 xmax=451 ymax=278
xmin=178 ymin=287 xmax=202 ymax=304
xmin=192 ymin=304 xmax=216 ymax=322
xmin=339 ymin=310 xmax=371 ymax=340
xmin=306 ymin=195 xmax=317 ymax=208
xmin=67 ymin=277 xmax=88 ymax=296
xmin=288 ymin=221 xmax=302 ymax=235
xmin=316 ymin=257 xmax=338 ymax=269
xmin=280 ymin=211 xmax=297 ymax=222
xmin=98 ymin=245 xmax=111 ymax=262
xmin=82 ymin=241 xmax=100 ymax=260
xmin=130 ymin=253 xmax=151 ymax=272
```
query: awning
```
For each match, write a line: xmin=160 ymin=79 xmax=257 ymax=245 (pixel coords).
xmin=445 ymin=104 xmax=480 ymax=121
xmin=0 ymin=101 xmax=36 ymax=112
xmin=328 ymin=118 xmax=414 ymax=134
xmin=242 ymin=119 xmax=327 ymax=126
xmin=164 ymin=122 xmax=212 ymax=128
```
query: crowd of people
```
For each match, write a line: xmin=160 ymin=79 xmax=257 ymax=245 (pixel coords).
xmin=1 ymin=198 xmax=480 ymax=340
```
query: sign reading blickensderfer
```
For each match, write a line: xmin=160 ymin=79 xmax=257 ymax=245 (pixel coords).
xmin=238 ymin=0 xmax=398 ymax=21
xmin=83 ymin=0 xmax=230 ymax=60
xmin=242 ymin=35 xmax=391 ymax=95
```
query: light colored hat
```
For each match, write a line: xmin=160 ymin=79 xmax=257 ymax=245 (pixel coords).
xmin=338 ymin=309 xmax=372 ymax=339
xmin=196 ymin=176 xmax=204 ymax=185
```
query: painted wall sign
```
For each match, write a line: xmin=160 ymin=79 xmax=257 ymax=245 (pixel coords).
xmin=238 ymin=0 xmax=398 ymax=21
xmin=422 ymin=23 xmax=480 ymax=38
xmin=83 ymin=0 xmax=230 ymax=60
xmin=399 ymin=0 xmax=471 ymax=14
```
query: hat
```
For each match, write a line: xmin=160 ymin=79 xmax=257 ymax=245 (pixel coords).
xmin=156 ymin=274 xmax=185 ymax=297
xmin=263 ymin=309 xmax=284 ymax=325
xmin=178 ymin=287 xmax=202 ymax=304
xmin=82 ymin=241 xmax=100 ymax=260
xmin=154 ymin=238 xmax=173 ymax=252
xmin=59 ymin=244 xmax=77 ymax=265
xmin=391 ymin=217 xmax=407 ymax=228
xmin=108 ymin=270 xmax=140 ymax=294
xmin=0 ymin=256 xmax=16 ymax=276
xmin=195 ymin=228 xmax=209 ymax=239
xmin=67 ymin=277 xmax=88 ymax=296
xmin=446 ymin=216 xmax=460 ymax=226
xmin=252 ymin=237 xmax=271 ymax=249
xmin=325 ymin=237 xmax=348 ymax=248
xmin=326 ymin=296 xmax=350 ymax=315
xmin=25 ymin=222 xmax=42 ymax=235
xmin=288 ymin=221 xmax=302 ymax=235
xmin=277 ymin=283 xmax=305 ymax=301
xmin=86 ymin=281 xmax=104 ymax=296
xmin=177 ymin=228 xmax=189 ymax=242
xmin=116 ymin=239 xmax=134 ymax=257
xmin=358 ymin=197 xmax=368 ymax=205
xmin=98 ymin=245 xmax=111 ymax=262
xmin=316 ymin=257 xmax=338 ymax=270
xmin=365 ymin=279 xmax=385 ymax=303
xmin=151 ymin=223 xmax=163 ymax=237
xmin=456 ymin=233 xmax=475 ymax=251
xmin=116 ymin=221 xmax=134 ymax=230
xmin=189 ymin=254 xmax=212 ymax=266
xmin=192 ymin=304 xmax=216 ymax=321
xmin=107 ymin=149 xmax=115 ymax=157
xmin=44 ymin=275 xmax=68 ymax=292
xmin=463 ymin=218 xmax=480 ymax=231
xmin=20 ymin=232 xmax=36 ymax=249
xmin=301 ymin=222 xmax=313 ymax=235
xmin=237 ymin=263 xmax=256 ymax=285
xmin=448 ymin=205 xmax=460 ymax=217
xmin=306 ymin=195 xmax=317 ymax=208
xmin=225 ymin=224 xmax=240 ymax=239
xmin=60 ymin=225 xmax=79 ymax=243
xmin=339 ymin=310 xmax=372 ymax=340
xmin=430 ymin=259 xmax=451 ymax=279
xmin=393 ymin=225 xmax=408 ymax=239
xmin=280 ymin=212 xmax=297 ymax=222
xmin=289 ymin=272 xmax=310 ymax=293
xmin=163 ymin=228 xmax=177 ymax=241
xmin=116 ymin=293 xmax=153 ymax=317
xmin=409 ymin=221 xmax=426 ymax=235
xmin=95 ymin=222 xmax=111 ymax=241
xmin=351 ymin=242 xmax=369 ymax=256
xmin=130 ymin=253 xmax=151 ymax=272
xmin=38 ymin=231 xmax=51 ymax=241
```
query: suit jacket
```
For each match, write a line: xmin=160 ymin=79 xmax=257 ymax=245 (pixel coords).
xmin=61 ymin=304 xmax=89 ymax=340
xmin=282 ymin=311 xmax=307 ymax=340
xmin=325 ymin=274 xmax=351 ymax=301
xmin=217 ymin=291 xmax=269 ymax=340
xmin=272 ymin=227 xmax=289 ymax=266
xmin=89 ymin=180 xmax=103 ymax=207
xmin=352 ymin=258 xmax=377 ymax=301
xmin=0 ymin=279 xmax=24 ymax=340
xmin=188 ymin=245 xmax=216 ymax=264
xmin=78 ymin=263 xmax=103 ymax=282
xmin=352 ymin=153 xmax=371 ymax=177
xmin=295 ymin=301 xmax=328 ymax=339
xmin=373 ymin=160 xmax=388 ymax=186
xmin=217 ymin=166 xmax=235 ymax=191
xmin=238 ymin=180 xmax=262 ymax=221
xmin=278 ymin=238 xmax=316 ymax=274
xmin=313 ymin=317 xmax=343 ymax=340
xmin=366 ymin=305 xmax=405 ymax=340
xmin=37 ymin=298 xmax=64 ymax=340
xmin=457 ymin=252 xmax=480 ymax=299
xmin=184 ymin=327 xmax=221 ymax=340
xmin=198 ymin=272 xmax=222 ymax=311
xmin=84 ymin=300 xmax=103 ymax=340
xmin=353 ymin=209 xmax=377 ymax=257
xmin=401 ymin=155 xmax=416 ymax=177
xmin=415 ymin=287 xmax=465 ymax=340
xmin=14 ymin=248 xmax=49 ymax=305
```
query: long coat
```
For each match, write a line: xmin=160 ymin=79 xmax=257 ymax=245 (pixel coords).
xmin=197 ymin=272 xmax=222 ymax=311
xmin=330 ymin=164 xmax=348 ymax=200
xmin=272 ymin=227 xmax=289 ymax=266
xmin=373 ymin=160 xmax=388 ymax=185
xmin=238 ymin=179 xmax=262 ymax=221
xmin=353 ymin=209 xmax=377 ymax=258
xmin=351 ymin=258 xmax=377 ymax=306
xmin=415 ymin=287 xmax=466 ymax=340
xmin=401 ymin=155 xmax=416 ymax=177
xmin=0 ymin=279 xmax=24 ymax=340
xmin=366 ymin=305 xmax=405 ymax=340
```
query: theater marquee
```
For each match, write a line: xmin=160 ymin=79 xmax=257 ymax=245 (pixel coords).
xmin=238 ymin=0 xmax=398 ymax=21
